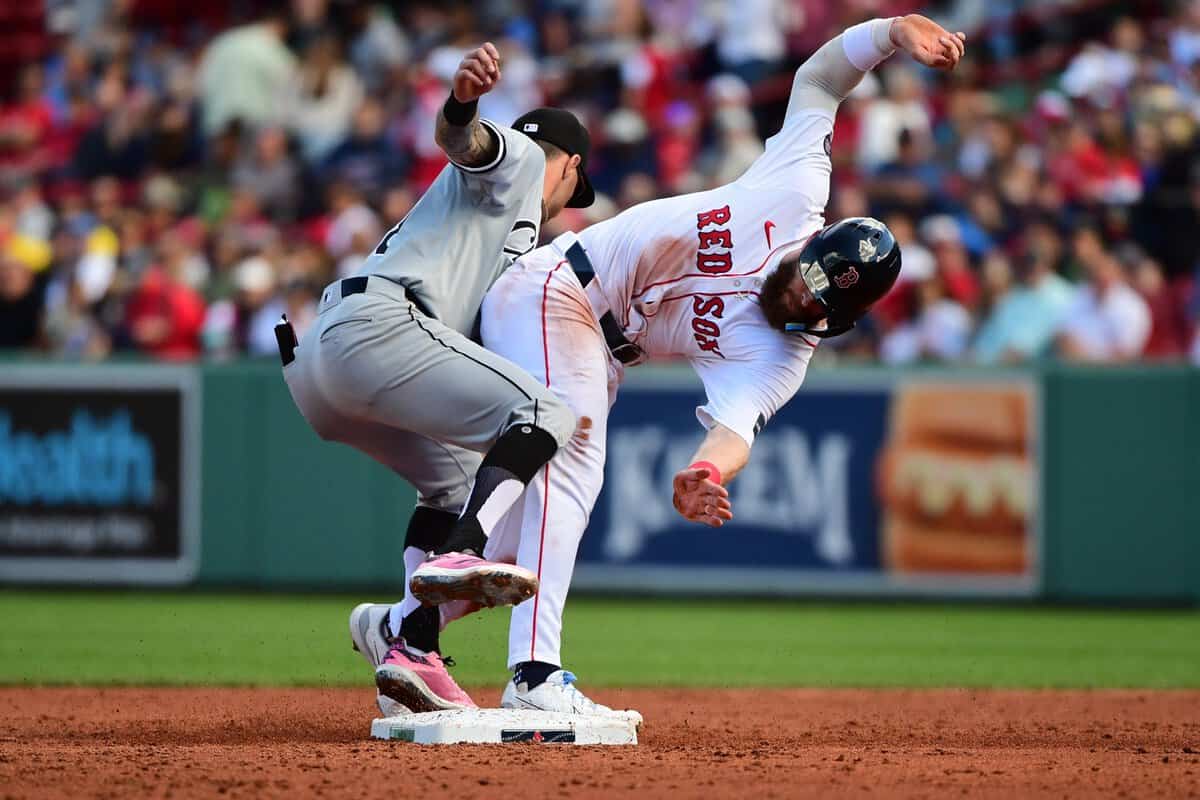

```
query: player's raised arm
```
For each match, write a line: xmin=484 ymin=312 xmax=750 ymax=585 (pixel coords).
xmin=786 ymin=15 xmax=966 ymax=119
xmin=435 ymin=42 xmax=504 ymax=167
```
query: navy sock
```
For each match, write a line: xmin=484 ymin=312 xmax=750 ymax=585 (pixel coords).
xmin=399 ymin=605 xmax=440 ymax=654
xmin=405 ymin=506 xmax=456 ymax=553
xmin=440 ymin=516 xmax=486 ymax=557
xmin=401 ymin=507 xmax=456 ymax=653
xmin=513 ymin=660 xmax=560 ymax=690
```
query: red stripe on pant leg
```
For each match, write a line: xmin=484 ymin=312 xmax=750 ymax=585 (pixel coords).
xmin=529 ymin=260 xmax=565 ymax=663
xmin=530 ymin=462 xmax=550 ymax=662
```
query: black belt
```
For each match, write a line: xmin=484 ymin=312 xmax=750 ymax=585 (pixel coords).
xmin=338 ymin=274 xmax=433 ymax=317
xmin=339 ymin=275 xmax=369 ymax=296
xmin=564 ymin=242 xmax=643 ymax=365
xmin=336 ymin=275 xmax=434 ymax=311
xmin=278 ymin=275 xmax=436 ymax=367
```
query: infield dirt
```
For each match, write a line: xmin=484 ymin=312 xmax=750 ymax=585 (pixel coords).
xmin=2 ymin=688 xmax=1198 ymax=798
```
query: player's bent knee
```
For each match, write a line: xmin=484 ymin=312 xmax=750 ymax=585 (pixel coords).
xmin=488 ymin=421 xmax=560 ymax=483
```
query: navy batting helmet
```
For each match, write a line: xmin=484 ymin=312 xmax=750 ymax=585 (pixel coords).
xmin=782 ymin=217 xmax=902 ymax=338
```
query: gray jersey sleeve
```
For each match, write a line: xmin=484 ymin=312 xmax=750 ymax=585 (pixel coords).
xmin=357 ymin=120 xmax=546 ymax=335
xmin=450 ymin=120 xmax=544 ymax=210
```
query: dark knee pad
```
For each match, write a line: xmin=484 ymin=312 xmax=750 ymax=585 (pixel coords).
xmin=483 ymin=423 xmax=560 ymax=484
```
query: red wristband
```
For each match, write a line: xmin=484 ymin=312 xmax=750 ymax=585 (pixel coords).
xmin=688 ymin=460 xmax=722 ymax=486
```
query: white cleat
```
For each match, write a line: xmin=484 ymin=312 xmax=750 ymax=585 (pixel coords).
xmin=350 ymin=603 xmax=412 ymax=716
xmin=349 ymin=602 xmax=394 ymax=669
xmin=501 ymin=669 xmax=643 ymax=727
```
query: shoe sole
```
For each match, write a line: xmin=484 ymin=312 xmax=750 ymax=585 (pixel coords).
xmin=349 ymin=602 xmax=386 ymax=669
xmin=500 ymin=699 xmax=643 ymax=729
xmin=375 ymin=665 xmax=474 ymax=714
xmin=376 ymin=691 xmax=412 ymax=717
xmin=410 ymin=564 xmax=539 ymax=607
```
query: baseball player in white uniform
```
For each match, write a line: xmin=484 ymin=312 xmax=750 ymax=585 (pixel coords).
xmin=385 ymin=14 xmax=968 ymax=718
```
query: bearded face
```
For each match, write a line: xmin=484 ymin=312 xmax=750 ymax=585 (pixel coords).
xmin=759 ymin=251 xmax=827 ymax=333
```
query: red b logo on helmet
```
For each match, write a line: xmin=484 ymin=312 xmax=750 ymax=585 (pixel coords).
xmin=834 ymin=266 xmax=860 ymax=289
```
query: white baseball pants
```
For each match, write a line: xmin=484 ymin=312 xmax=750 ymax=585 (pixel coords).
xmin=480 ymin=245 xmax=621 ymax=669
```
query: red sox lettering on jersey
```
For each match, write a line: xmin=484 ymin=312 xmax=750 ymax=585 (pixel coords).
xmin=571 ymin=93 xmax=835 ymax=447
xmin=696 ymin=205 xmax=733 ymax=274
xmin=692 ymin=204 xmax=735 ymax=358
xmin=691 ymin=295 xmax=726 ymax=358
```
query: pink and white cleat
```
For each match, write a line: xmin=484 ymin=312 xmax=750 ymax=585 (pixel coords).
xmin=409 ymin=552 xmax=538 ymax=608
xmin=374 ymin=641 xmax=477 ymax=713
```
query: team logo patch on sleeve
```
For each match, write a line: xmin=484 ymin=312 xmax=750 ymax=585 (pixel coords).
xmin=503 ymin=219 xmax=539 ymax=258
xmin=823 ymin=133 xmax=832 ymax=156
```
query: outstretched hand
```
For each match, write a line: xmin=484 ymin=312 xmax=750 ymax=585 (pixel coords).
xmin=452 ymin=42 xmax=502 ymax=103
xmin=890 ymin=15 xmax=966 ymax=71
xmin=672 ymin=467 xmax=734 ymax=528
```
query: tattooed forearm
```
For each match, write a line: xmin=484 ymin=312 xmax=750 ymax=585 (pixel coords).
xmin=435 ymin=109 xmax=500 ymax=167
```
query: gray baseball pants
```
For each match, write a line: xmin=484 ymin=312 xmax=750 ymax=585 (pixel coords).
xmin=283 ymin=276 xmax=575 ymax=513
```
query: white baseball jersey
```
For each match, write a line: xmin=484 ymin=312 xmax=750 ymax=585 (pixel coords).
xmin=574 ymin=105 xmax=835 ymax=446
xmin=480 ymin=105 xmax=839 ymax=668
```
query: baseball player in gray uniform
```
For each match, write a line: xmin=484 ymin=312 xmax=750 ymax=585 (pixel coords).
xmin=281 ymin=44 xmax=595 ymax=714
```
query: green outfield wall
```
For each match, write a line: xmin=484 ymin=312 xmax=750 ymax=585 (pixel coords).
xmin=199 ymin=362 xmax=416 ymax=587
xmin=1 ymin=359 xmax=1196 ymax=602
xmin=1040 ymin=366 xmax=1200 ymax=603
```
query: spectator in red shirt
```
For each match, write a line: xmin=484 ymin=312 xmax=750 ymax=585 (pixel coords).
xmin=1125 ymin=246 xmax=1190 ymax=359
xmin=123 ymin=231 xmax=206 ymax=360
xmin=655 ymin=101 xmax=700 ymax=193
xmin=1048 ymin=116 xmax=1142 ymax=207
xmin=922 ymin=214 xmax=981 ymax=311
xmin=0 ymin=65 xmax=54 ymax=181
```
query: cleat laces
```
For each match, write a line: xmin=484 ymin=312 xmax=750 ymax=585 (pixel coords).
xmin=559 ymin=671 xmax=600 ymax=712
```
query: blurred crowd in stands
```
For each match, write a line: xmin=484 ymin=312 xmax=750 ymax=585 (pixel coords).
xmin=1 ymin=0 xmax=1199 ymax=365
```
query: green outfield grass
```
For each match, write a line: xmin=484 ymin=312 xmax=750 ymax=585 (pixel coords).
xmin=1 ymin=591 xmax=1198 ymax=689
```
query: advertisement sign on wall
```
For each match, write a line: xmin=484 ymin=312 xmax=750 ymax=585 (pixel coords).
xmin=0 ymin=366 xmax=201 ymax=584
xmin=574 ymin=370 xmax=1039 ymax=597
